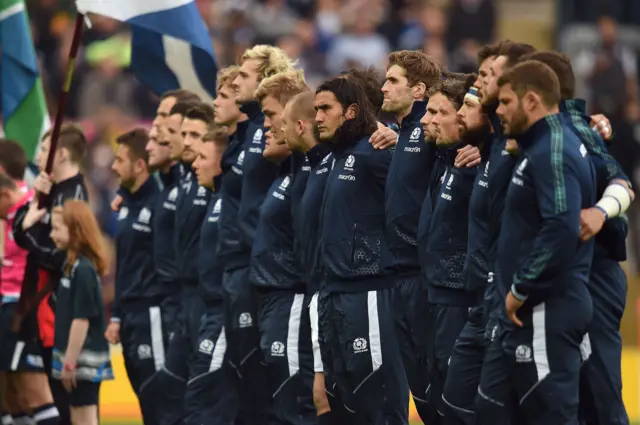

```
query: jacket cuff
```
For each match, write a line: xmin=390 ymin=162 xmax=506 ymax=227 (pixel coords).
xmin=510 ymin=284 xmax=529 ymax=302
xmin=110 ymin=317 xmax=121 ymax=324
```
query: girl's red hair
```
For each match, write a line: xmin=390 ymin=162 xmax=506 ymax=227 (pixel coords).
xmin=53 ymin=200 xmax=109 ymax=276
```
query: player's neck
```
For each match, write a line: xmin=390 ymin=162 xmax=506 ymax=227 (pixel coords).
xmin=53 ymin=164 xmax=80 ymax=184
xmin=130 ymin=172 xmax=150 ymax=194
xmin=298 ymin=133 xmax=317 ymax=153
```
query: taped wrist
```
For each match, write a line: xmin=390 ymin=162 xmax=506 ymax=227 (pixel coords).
xmin=596 ymin=183 xmax=632 ymax=219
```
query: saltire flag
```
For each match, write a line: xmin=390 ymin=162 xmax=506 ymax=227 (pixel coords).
xmin=76 ymin=0 xmax=217 ymax=103
xmin=0 ymin=0 xmax=51 ymax=172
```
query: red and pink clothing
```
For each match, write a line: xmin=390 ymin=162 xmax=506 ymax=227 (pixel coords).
xmin=1 ymin=182 xmax=34 ymax=302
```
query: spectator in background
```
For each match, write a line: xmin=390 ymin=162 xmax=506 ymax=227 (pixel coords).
xmin=326 ymin=0 xmax=390 ymax=75
xmin=574 ymin=15 xmax=639 ymax=121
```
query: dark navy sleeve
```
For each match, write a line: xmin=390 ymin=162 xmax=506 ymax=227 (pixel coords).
xmin=370 ymin=147 xmax=393 ymax=184
xmin=511 ymin=143 xmax=583 ymax=300
xmin=566 ymin=113 xmax=629 ymax=185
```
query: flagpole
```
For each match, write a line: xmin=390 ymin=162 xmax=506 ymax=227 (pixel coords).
xmin=38 ymin=13 xmax=85 ymax=208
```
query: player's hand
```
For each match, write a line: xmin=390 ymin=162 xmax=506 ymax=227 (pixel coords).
xmin=505 ymin=291 xmax=524 ymax=328
xmin=34 ymin=172 xmax=53 ymax=196
xmin=22 ymin=200 xmax=47 ymax=230
xmin=111 ymin=195 xmax=123 ymax=212
xmin=454 ymin=145 xmax=481 ymax=168
xmin=590 ymin=114 xmax=612 ymax=140
xmin=369 ymin=126 xmax=397 ymax=149
xmin=61 ymin=365 xmax=77 ymax=392
xmin=105 ymin=322 xmax=121 ymax=344
xmin=580 ymin=207 xmax=607 ymax=241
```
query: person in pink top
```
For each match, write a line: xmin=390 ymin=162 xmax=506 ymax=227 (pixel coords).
xmin=0 ymin=140 xmax=58 ymax=425
xmin=2 ymin=177 xmax=33 ymax=301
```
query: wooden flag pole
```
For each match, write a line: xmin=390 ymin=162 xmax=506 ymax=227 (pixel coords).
xmin=38 ymin=13 xmax=85 ymax=208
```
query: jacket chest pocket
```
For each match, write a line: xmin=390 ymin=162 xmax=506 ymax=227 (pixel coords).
xmin=350 ymin=214 xmax=384 ymax=276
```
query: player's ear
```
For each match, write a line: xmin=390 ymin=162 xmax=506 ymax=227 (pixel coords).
xmin=523 ymin=91 xmax=539 ymax=112
xmin=413 ymin=82 xmax=427 ymax=100
xmin=345 ymin=104 xmax=357 ymax=120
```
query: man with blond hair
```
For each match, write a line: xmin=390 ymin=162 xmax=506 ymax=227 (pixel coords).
xmin=249 ymin=70 xmax=316 ymax=425
xmin=221 ymin=45 xmax=296 ymax=425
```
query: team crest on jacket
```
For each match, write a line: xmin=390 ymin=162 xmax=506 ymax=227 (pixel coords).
xmin=237 ymin=151 xmax=245 ymax=165
xmin=271 ymin=341 xmax=285 ymax=356
xmin=353 ymin=337 xmax=368 ymax=353
xmin=253 ymin=129 xmax=263 ymax=143
xmin=118 ymin=207 xmax=129 ymax=220
xmin=279 ymin=176 xmax=291 ymax=190
xmin=409 ymin=127 xmax=421 ymax=142
xmin=213 ymin=198 xmax=222 ymax=213
xmin=168 ymin=187 xmax=178 ymax=201
xmin=345 ymin=155 xmax=356 ymax=170
xmin=138 ymin=208 xmax=151 ymax=224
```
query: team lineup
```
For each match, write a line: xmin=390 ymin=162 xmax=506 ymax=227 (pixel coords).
xmin=0 ymin=39 xmax=635 ymax=425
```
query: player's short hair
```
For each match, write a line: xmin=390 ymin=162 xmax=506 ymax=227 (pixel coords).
xmin=217 ymin=66 xmax=240 ymax=92
xmin=477 ymin=41 xmax=503 ymax=66
xmin=255 ymin=70 xmax=310 ymax=106
xmin=428 ymin=79 xmax=468 ymax=110
xmin=202 ymin=125 xmax=230 ymax=144
xmin=42 ymin=123 xmax=87 ymax=164
xmin=498 ymin=60 xmax=561 ymax=108
xmin=116 ymin=128 xmax=149 ymax=164
xmin=441 ymin=70 xmax=468 ymax=82
xmin=0 ymin=139 xmax=28 ymax=180
xmin=387 ymin=50 xmax=442 ymax=89
xmin=170 ymin=101 xmax=201 ymax=118
xmin=241 ymin=45 xmax=297 ymax=82
xmin=0 ymin=172 xmax=16 ymax=190
xmin=520 ymin=51 xmax=575 ymax=100
xmin=339 ymin=67 xmax=384 ymax=113
xmin=463 ymin=73 xmax=479 ymax=92
xmin=184 ymin=103 xmax=215 ymax=129
xmin=498 ymin=41 xmax=537 ymax=68
xmin=161 ymin=89 xmax=201 ymax=103
xmin=287 ymin=91 xmax=316 ymax=122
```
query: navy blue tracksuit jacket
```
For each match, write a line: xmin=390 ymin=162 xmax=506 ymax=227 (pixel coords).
xmin=198 ymin=180 xmax=224 ymax=306
xmin=113 ymin=177 xmax=161 ymax=319
xmin=217 ymin=120 xmax=251 ymax=271
xmin=294 ymin=145 xmax=332 ymax=295
xmin=249 ymin=158 xmax=304 ymax=292
xmin=483 ymin=113 xmax=520 ymax=322
xmin=290 ymin=151 xmax=311 ymax=281
xmin=497 ymin=114 xmax=596 ymax=309
xmin=238 ymin=103 xmax=280 ymax=252
xmin=385 ymin=100 xmax=437 ymax=275
xmin=153 ymin=164 xmax=182 ymax=293
xmin=418 ymin=144 xmax=478 ymax=306
xmin=464 ymin=138 xmax=493 ymax=307
xmin=561 ymin=99 xmax=630 ymax=261
xmin=320 ymin=136 xmax=394 ymax=293
xmin=175 ymin=166 xmax=211 ymax=287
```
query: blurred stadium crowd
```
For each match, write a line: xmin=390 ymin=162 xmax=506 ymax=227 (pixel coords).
xmin=2 ymin=0 xmax=640 ymax=294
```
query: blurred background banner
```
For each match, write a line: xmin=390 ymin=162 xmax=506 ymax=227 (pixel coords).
xmin=0 ymin=0 xmax=50 ymax=173
xmin=2 ymin=0 xmax=640 ymax=423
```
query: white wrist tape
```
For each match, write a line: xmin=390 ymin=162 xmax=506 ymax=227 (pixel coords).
xmin=595 ymin=183 xmax=632 ymax=219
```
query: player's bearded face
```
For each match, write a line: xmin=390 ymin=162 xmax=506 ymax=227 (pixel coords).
xmin=496 ymin=85 xmax=528 ymax=138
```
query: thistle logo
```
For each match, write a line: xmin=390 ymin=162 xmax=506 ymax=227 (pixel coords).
xmin=239 ymin=312 xmax=253 ymax=328
xmin=353 ymin=337 xmax=368 ymax=353
xmin=271 ymin=341 xmax=285 ymax=356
